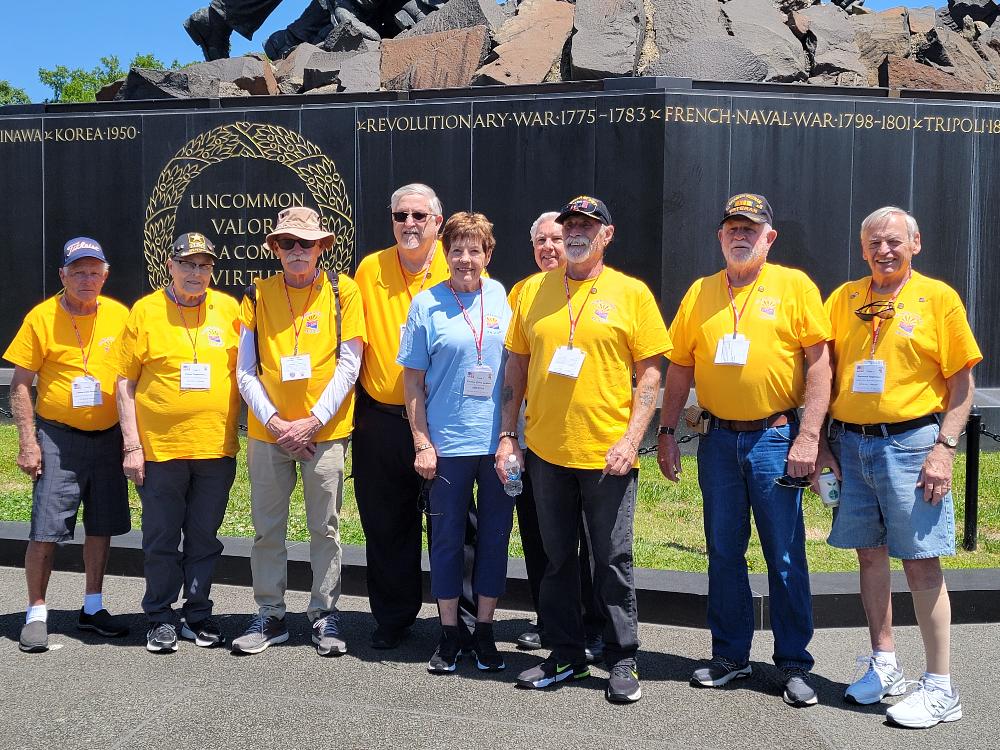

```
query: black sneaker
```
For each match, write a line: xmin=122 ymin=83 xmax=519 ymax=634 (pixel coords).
xmin=230 ymin=615 xmax=289 ymax=654
xmin=182 ymin=6 xmax=232 ymax=61
xmin=691 ymin=656 xmax=752 ymax=687
xmin=19 ymin=620 xmax=48 ymax=653
xmin=607 ymin=658 xmax=642 ymax=703
xmin=78 ymin=608 xmax=129 ymax=638
xmin=371 ymin=626 xmax=407 ymax=650
xmin=516 ymin=624 xmax=543 ymax=650
xmin=180 ymin=617 xmax=224 ymax=648
xmin=427 ymin=626 xmax=463 ymax=674
xmin=782 ymin=666 xmax=819 ymax=707
xmin=146 ymin=623 xmax=178 ymax=653
xmin=312 ymin=611 xmax=347 ymax=656
xmin=515 ymin=656 xmax=590 ymax=689
xmin=473 ymin=623 xmax=505 ymax=672
xmin=584 ymin=633 xmax=605 ymax=664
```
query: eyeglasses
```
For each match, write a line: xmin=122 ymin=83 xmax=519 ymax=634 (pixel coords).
xmin=854 ymin=300 xmax=895 ymax=322
xmin=774 ymin=475 xmax=811 ymax=489
xmin=391 ymin=211 xmax=432 ymax=223
xmin=175 ymin=259 xmax=214 ymax=273
xmin=275 ymin=238 xmax=318 ymax=251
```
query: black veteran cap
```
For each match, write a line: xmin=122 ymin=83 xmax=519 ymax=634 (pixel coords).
xmin=171 ymin=232 xmax=218 ymax=259
xmin=556 ymin=195 xmax=613 ymax=226
xmin=720 ymin=193 xmax=773 ymax=227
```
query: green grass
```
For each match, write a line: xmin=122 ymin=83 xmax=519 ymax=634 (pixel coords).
xmin=2 ymin=425 xmax=998 ymax=572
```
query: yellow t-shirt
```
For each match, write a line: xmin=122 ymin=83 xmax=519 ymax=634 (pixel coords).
xmin=826 ymin=270 xmax=982 ymax=424
xmin=3 ymin=294 xmax=129 ymax=431
xmin=113 ymin=288 xmax=241 ymax=461
xmin=507 ymin=272 xmax=543 ymax=311
xmin=666 ymin=263 xmax=830 ymax=420
xmin=355 ymin=241 xmax=450 ymax=405
xmin=506 ymin=266 xmax=671 ymax=469
xmin=241 ymin=271 xmax=367 ymax=443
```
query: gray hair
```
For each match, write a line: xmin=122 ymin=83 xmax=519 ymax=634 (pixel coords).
xmin=529 ymin=211 xmax=560 ymax=242
xmin=389 ymin=183 xmax=443 ymax=216
xmin=860 ymin=206 xmax=919 ymax=242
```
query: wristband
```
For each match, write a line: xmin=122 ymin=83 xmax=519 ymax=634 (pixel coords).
xmin=123 ymin=445 xmax=143 ymax=454
xmin=498 ymin=431 xmax=518 ymax=440
xmin=414 ymin=443 xmax=433 ymax=453
xmin=657 ymin=426 xmax=675 ymax=436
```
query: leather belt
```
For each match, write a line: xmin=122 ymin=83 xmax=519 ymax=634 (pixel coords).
xmin=835 ymin=414 xmax=938 ymax=438
xmin=710 ymin=410 xmax=798 ymax=432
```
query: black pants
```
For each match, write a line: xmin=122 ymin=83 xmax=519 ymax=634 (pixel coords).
xmin=515 ymin=469 xmax=605 ymax=637
xmin=527 ymin=451 xmax=640 ymax=666
xmin=352 ymin=394 xmax=477 ymax=636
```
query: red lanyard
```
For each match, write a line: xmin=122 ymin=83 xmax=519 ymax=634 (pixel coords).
xmin=724 ymin=267 xmax=763 ymax=337
xmin=563 ymin=270 xmax=601 ymax=348
xmin=283 ymin=274 xmax=317 ymax=356
xmin=866 ymin=271 xmax=911 ymax=359
xmin=169 ymin=287 xmax=204 ymax=363
xmin=448 ymin=280 xmax=485 ymax=365
xmin=397 ymin=248 xmax=435 ymax=302
xmin=63 ymin=297 xmax=99 ymax=377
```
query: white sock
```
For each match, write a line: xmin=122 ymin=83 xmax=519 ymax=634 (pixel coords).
xmin=873 ymin=650 xmax=897 ymax=668
xmin=26 ymin=605 xmax=48 ymax=624
xmin=923 ymin=671 xmax=952 ymax=693
xmin=83 ymin=593 xmax=103 ymax=615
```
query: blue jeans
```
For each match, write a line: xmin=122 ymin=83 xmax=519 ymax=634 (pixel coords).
xmin=697 ymin=423 xmax=814 ymax=670
xmin=429 ymin=455 xmax=514 ymax=600
xmin=827 ymin=421 xmax=955 ymax=559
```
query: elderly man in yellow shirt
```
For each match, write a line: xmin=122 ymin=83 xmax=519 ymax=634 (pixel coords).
xmin=233 ymin=206 xmax=366 ymax=657
xmin=114 ymin=232 xmax=240 ymax=653
xmin=657 ymin=194 xmax=832 ymax=708
xmin=4 ymin=237 xmax=131 ymax=653
xmin=497 ymin=195 xmax=670 ymax=704
xmin=819 ymin=207 xmax=981 ymax=728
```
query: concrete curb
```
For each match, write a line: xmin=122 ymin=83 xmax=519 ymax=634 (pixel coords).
xmin=2 ymin=521 xmax=998 ymax=627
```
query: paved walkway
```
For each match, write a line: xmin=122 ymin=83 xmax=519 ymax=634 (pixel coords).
xmin=1 ymin=566 xmax=996 ymax=750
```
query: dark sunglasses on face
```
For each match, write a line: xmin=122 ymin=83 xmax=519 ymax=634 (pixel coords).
xmin=391 ymin=211 xmax=431 ymax=223
xmin=854 ymin=300 xmax=896 ymax=322
xmin=774 ymin=474 xmax=812 ymax=489
xmin=275 ymin=238 xmax=318 ymax=251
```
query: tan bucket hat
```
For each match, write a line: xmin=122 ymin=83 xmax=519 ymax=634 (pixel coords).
xmin=265 ymin=206 xmax=335 ymax=244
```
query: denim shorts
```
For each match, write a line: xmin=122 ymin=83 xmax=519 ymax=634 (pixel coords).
xmin=826 ymin=421 xmax=955 ymax=559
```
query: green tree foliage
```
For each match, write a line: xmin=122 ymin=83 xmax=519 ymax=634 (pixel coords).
xmin=38 ymin=53 xmax=185 ymax=103
xmin=0 ymin=80 xmax=31 ymax=105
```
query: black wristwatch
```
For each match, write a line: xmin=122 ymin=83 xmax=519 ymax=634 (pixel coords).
xmin=656 ymin=426 xmax=675 ymax=436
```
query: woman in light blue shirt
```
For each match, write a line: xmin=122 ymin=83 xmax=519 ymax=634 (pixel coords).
xmin=398 ymin=212 xmax=512 ymax=675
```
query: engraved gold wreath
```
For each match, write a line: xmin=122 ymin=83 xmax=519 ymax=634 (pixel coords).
xmin=143 ymin=121 xmax=354 ymax=290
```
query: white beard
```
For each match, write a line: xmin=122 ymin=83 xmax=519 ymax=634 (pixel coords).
xmin=565 ymin=240 xmax=593 ymax=263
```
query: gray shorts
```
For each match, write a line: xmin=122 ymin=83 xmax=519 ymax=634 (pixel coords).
xmin=30 ymin=418 xmax=131 ymax=542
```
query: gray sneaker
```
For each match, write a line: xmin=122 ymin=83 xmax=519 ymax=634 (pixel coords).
xmin=146 ymin=623 xmax=179 ymax=653
xmin=231 ymin=615 xmax=289 ymax=654
xmin=180 ymin=617 xmax=224 ymax=648
xmin=19 ymin=620 xmax=48 ymax=653
xmin=691 ymin=656 xmax=752 ymax=687
xmin=312 ymin=612 xmax=347 ymax=656
xmin=782 ymin=667 xmax=819 ymax=707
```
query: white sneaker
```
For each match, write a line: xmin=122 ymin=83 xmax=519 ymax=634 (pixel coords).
xmin=886 ymin=678 xmax=962 ymax=728
xmin=845 ymin=656 xmax=906 ymax=705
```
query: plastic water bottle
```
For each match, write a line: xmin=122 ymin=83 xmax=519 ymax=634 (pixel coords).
xmin=503 ymin=454 xmax=523 ymax=497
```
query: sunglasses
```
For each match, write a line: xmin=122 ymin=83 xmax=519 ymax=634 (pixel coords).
xmin=417 ymin=478 xmax=443 ymax=517
xmin=854 ymin=300 xmax=895 ymax=322
xmin=391 ymin=211 xmax=432 ymax=223
xmin=175 ymin=259 xmax=214 ymax=273
xmin=274 ymin=238 xmax=318 ymax=251
xmin=774 ymin=475 xmax=811 ymax=489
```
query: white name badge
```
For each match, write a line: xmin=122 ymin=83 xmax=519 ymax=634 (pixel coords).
xmin=463 ymin=364 xmax=494 ymax=397
xmin=281 ymin=354 xmax=312 ymax=382
xmin=714 ymin=334 xmax=750 ymax=366
xmin=180 ymin=362 xmax=211 ymax=390
xmin=852 ymin=359 xmax=886 ymax=393
xmin=548 ymin=346 xmax=586 ymax=379
xmin=71 ymin=375 xmax=102 ymax=408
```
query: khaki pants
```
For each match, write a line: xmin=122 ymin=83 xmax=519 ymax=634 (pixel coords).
xmin=247 ymin=437 xmax=347 ymax=621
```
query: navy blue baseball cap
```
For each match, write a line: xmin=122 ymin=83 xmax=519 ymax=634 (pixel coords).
xmin=555 ymin=195 xmax=613 ymax=226
xmin=62 ymin=237 xmax=107 ymax=267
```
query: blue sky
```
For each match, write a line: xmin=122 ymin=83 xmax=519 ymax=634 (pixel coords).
xmin=3 ymin=0 xmax=928 ymax=103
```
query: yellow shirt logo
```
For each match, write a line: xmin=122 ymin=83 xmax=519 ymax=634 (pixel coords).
xmin=203 ymin=326 xmax=225 ymax=347
xmin=304 ymin=311 xmax=322 ymax=334
xmin=98 ymin=336 xmax=116 ymax=352
xmin=757 ymin=296 xmax=779 ymax=320
xmin=896 ymin=311 xmax=921 ymax=338
xmin=592 ymin=300 xmax=615 ymax=323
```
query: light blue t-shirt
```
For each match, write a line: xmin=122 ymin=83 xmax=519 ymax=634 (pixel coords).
xmin=397 ymin=277 xmax=511 ymax=457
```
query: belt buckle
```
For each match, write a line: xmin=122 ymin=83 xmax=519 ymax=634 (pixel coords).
xmin=860 ymin=423 xmax=887 ymax=438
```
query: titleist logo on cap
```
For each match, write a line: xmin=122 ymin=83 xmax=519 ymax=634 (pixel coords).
xmin=65 ymin=239 xmax=100 ymax=255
